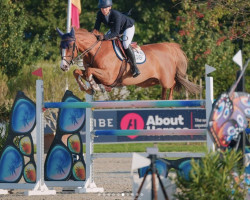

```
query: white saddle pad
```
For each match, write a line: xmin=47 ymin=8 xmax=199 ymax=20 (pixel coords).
xmin=112 ymin=40 xmax=146 ymax=64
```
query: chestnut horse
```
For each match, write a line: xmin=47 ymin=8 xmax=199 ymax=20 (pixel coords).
xmin=57 ymin=27 xmax=200 ymax=100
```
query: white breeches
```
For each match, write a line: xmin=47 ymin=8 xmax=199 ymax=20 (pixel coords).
xmin=122 ymin=25 xmax=135 ymax=49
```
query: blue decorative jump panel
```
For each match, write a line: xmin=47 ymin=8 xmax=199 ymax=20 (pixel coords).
xmin=45 ymin=90 xmax=86 ymax=181
xmin=0 ymin=91 xmax=36 ymax=183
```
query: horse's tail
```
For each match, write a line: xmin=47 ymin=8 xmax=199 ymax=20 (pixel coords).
xmin=171 ymin=43 xmax=201 ymax=94
xmin=175 ymin=70 xmax=201 ymax=94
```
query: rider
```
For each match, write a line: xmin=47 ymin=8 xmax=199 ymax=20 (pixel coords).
xmin=93 ymin=0 xmax=140 ymax=78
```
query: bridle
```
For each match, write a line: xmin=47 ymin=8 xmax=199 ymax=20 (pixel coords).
xmin=60 ymin=35 xmax=102 ymax=68
xmin=60 ymin=38 xmax=78 ymax=66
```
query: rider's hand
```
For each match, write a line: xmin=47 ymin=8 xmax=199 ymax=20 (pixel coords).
xmin=96 ymin=35 xmax=104 ymax=41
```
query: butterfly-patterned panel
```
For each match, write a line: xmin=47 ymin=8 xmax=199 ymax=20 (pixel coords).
xmin=45 ymin=90 xmax=86 ymax=181
xmin=208 ymin=92 xmax=250 ymax=150
xmin=11 ymin=98 xmax=36 ymax=135
xmin=0 ymin=91 xmax=36 ymax=183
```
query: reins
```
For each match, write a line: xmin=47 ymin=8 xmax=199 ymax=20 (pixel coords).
xmin=73 ymin=39 xmax=102 ymax=67
xmin=61 ymin=33 xmax=126 ymax=68
xmin=76 ymin=33 xmax=126 ymax=67
xmin=60 ymin=32 xmax=129 ymax=88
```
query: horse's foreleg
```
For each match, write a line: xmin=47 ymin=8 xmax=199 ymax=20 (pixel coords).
xmin=73 ymin=69 xmax=94 ymax=95
xmin=87 ymin=68 xmax=113 ymax=88
xmin=88 ymin=74 xmax=103 ymax=92
xmin=87 ymin=68 xmax=111 ymax=83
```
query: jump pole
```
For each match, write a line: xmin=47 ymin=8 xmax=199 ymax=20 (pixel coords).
xmin=205 ymin=64 xmax=216 ymax=151
xmin=75 ymin=92 xmax=104 ymax=193
xmin=25 ymin=80 xmax=56 ymax=195
xmin=94 ymin=129 xmax=206 ymax=136
xmin=44 ymin=100 xmax=205 ymax=109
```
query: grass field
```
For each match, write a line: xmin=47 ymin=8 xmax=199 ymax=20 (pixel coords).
xmin=82 ymin=142 xmax=207 ymax=153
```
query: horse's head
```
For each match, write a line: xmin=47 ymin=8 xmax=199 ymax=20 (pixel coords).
xmin=57 ymin=27 xmax=78 ymax=71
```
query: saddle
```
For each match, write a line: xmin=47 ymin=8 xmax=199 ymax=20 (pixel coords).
xmin=91 ymin=37 xmax=146 ymax=90
xmin=112 ymin=39 xmax=146 ymax=64
xmin=103 ymin=39 xmax=146 ymax=89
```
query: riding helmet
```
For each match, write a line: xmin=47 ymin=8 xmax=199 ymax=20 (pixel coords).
xmin=98 ymin=0 xmax=112 ymax=8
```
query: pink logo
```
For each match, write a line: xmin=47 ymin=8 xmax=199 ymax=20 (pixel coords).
xmin=120 ymin=113 xmax=144 ymax=139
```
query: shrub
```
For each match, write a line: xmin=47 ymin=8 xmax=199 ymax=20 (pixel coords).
xmin=0 ymin=72 xmax=12 ymax=122
xmin=0 ymin=124 xmax=8 ymax=152
xmin=175 ymin=150 xmax=247 ymax=200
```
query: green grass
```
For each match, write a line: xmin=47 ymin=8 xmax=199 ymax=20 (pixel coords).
xmin=82 ymin=142 xmax=207 ymax=153
xmin=33 ymin=142 xmax=207 ymax=154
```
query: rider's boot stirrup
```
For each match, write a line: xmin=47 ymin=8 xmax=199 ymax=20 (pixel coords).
xmin=125 ymin=45 xmax=140 ymax=78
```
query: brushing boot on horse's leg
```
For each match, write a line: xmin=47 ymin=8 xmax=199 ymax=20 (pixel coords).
xmin=124 ymin=44 xmax=140 ymax=78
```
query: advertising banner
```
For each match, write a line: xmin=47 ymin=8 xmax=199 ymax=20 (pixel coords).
xmin=82 ymin=108 xmax=207 ymax=143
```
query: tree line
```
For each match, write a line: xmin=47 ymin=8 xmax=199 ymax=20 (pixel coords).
xmin=0 ymin=0 xmax=249 ymax=120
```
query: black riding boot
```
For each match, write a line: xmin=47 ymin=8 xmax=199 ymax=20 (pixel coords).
xmin=124 ymin=45 xmax=140 ymax=78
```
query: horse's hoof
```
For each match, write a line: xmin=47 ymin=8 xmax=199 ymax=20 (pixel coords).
xmin=76 ymin=76 xmax=89 ymax=91
xmin=104 ymin=85 xmax=112 ymax=92
xmin=90 ymin=89 xmax=95 ymax=95
xmin=86 ymin=89 xmax=95 ymax=95
xmin=99 ymin=84 xmax=106 ymax=93
xmin=87 ymin=74 xmax=92 ymax=82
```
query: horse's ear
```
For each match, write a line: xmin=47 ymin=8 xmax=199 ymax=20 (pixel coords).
xmin=69 ymin=27 xmax=75 ymax=37
xmin=56 ymin=27 xmax=64 ymax=38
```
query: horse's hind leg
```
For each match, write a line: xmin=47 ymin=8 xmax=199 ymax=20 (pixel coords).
xmin=168 ymin=83 xmax=176 ymax=100
xmin=161 ymin=83 xmax=175 ymax=100
xmin=161 ymin=88 xmax=167 ymax=100
xmin=73 ymin=69 xmax=94 ymax=95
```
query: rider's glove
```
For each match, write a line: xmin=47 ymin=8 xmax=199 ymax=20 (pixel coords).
xmin=96 ymin=35 xmax=104 ymax=41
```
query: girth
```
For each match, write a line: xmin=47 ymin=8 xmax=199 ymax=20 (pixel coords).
xmin=107 ymin=39 xmax=128 ymax=88
xmin=86 ymin=38 xmax=129 ymax=89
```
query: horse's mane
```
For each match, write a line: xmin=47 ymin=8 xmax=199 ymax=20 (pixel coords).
xmin=75 ymin=28 xmax=100 ymax=46
xmin=75 ymin=28 xmax=103 ymax=36
xmin=75 ymin=28 xmax=89 ymax=34
xmin=91 ymin=29 xmax=103 ymax=35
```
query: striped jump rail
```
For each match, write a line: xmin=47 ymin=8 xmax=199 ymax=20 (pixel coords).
xmin=44 ymin=100 xmax=205 ymax=109
xmin=94 ymin=129 xmax=206 ymax=136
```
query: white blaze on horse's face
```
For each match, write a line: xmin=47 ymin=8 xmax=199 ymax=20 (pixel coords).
xmin=60 ymin=49 xmax=70 ymax=71
xmin=57 ymin=27 xmax=76 ymax=72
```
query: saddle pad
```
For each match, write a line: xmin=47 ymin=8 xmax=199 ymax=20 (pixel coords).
xmin=112 ymin=40 xmax=146 ymax=64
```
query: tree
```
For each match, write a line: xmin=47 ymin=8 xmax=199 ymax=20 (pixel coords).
xmin=169 ymin=0 xmax=249 ymax=97
xmin=22 ymin=0 xmax=68 ymax=61
xmin=0 ymin=0 xmax=45 ymax=78
xmin=207 ymin=0 xmax=249 ymax=43
xmin=0 ymin=72 xmax=10 ymax=122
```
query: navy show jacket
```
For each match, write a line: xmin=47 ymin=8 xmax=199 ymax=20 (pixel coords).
xmin=94 ymin=9 xmax=135 ymax=40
